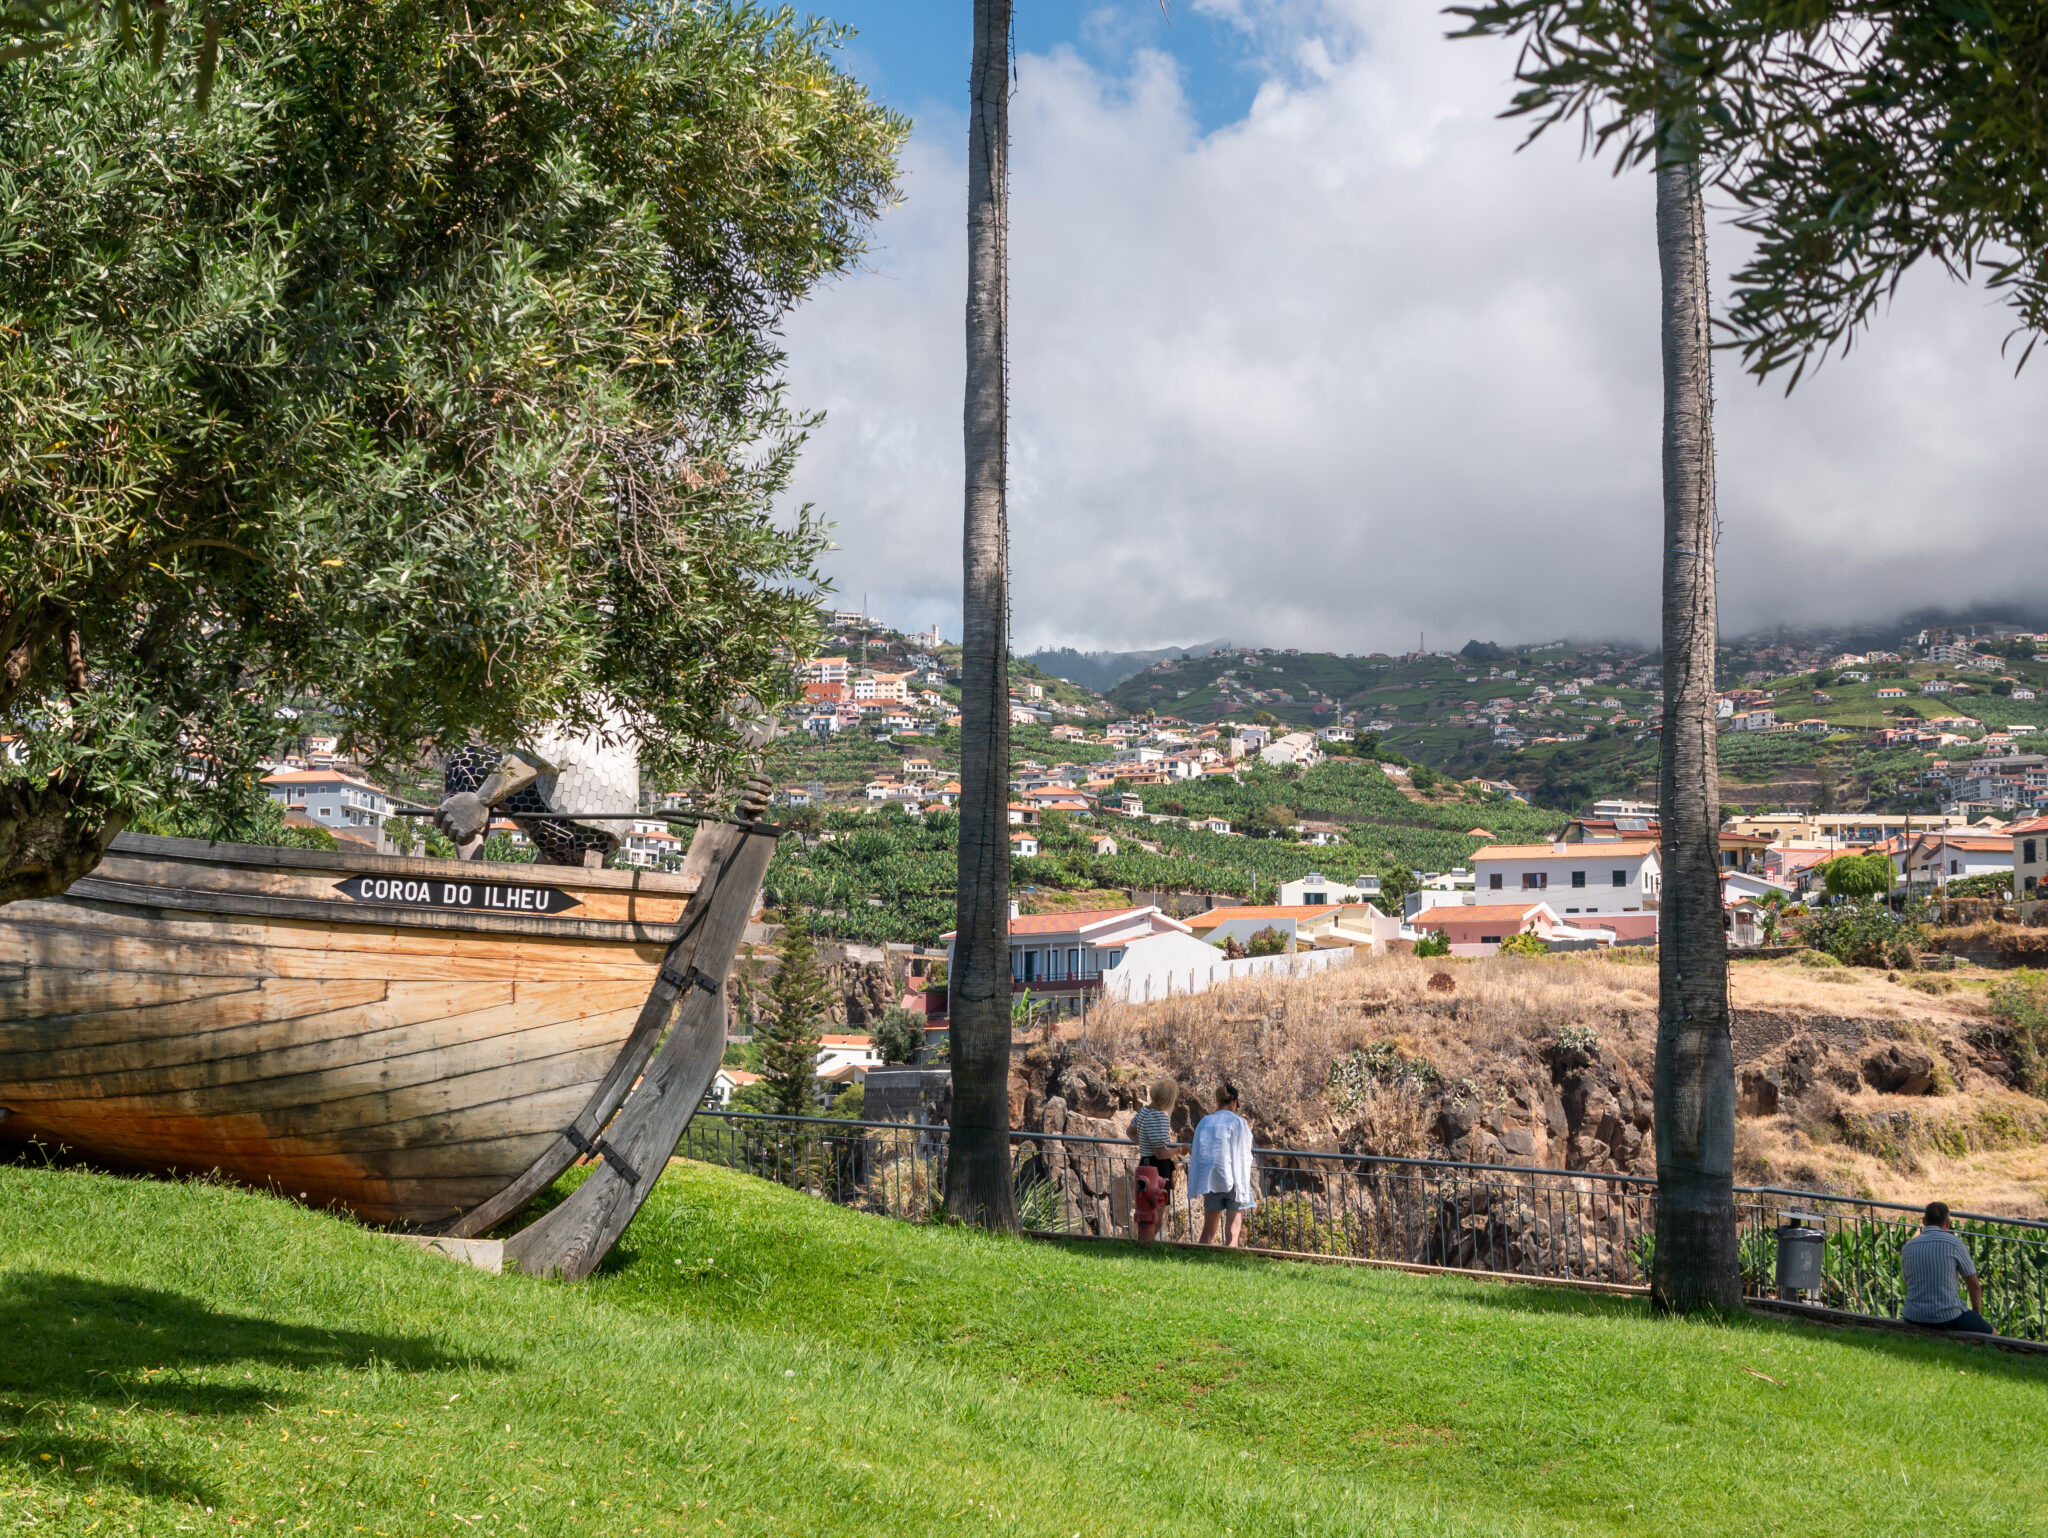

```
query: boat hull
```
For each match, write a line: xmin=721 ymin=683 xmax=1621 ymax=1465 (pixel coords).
xmin=0 ymin=835 xmax=696 ymax=1226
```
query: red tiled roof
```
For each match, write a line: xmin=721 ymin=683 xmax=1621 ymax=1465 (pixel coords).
xmin=1004 ymin=906 xmax=1152 ymax=936
xmin=1410 ymin=902 xmax=1547 ymax=927
xmin=1474 ymin=841 xmax=1657 ymax=860
xmin=1188 ymin=905 xmax=1335 ymax=924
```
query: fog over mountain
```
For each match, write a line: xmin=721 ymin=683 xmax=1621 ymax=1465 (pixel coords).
xmin=1023 ymin=640 xmax=1235 ymax=692
xmin=1020 ymin=606 xmax=2048 ymax=694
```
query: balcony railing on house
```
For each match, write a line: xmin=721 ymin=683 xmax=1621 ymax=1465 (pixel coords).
xmin=1007 ymin=975 xmax=1100 ymax=994
xmin=677 ymin=1111 xmax=2048 ymax=1343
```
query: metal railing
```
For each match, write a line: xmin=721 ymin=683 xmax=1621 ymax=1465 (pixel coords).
xmin=677 ymin=1111 xmax=2048 ymax=1341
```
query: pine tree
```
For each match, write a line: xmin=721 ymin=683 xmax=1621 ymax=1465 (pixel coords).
xmin=759 ymin=915 xmax=832 ymax=1116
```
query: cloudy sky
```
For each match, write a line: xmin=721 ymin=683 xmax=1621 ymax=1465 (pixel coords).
xmin=778 ymin=0 xmax=2048 ymax=656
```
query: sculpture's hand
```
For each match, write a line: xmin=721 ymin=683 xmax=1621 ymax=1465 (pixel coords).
xmin=434 ymin=790 xmax=492 ymax=846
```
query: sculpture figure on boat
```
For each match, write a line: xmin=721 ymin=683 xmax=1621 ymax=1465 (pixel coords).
xmin=435 ymin=718 xmax=642 ymax=865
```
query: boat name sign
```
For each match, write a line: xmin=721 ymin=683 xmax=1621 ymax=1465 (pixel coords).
xmin=334 ymin=876 xmax=583 ymax=914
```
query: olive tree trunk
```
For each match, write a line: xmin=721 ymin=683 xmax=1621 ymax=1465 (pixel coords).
xmin=0 ymin=778 xmax=127 ymax=907
xmin=1650 ymin=150 xmax=1739 ymax=1314
xmin=945 ymin=0 xmax=1019 ymax=1233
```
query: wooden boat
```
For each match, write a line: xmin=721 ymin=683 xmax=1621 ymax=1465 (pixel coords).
xmin=0 ymin=831 xmax=719 ymax=1229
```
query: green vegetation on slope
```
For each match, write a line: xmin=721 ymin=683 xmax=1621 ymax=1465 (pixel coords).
xmin=1130 ymin=760 xmax=1560 ymax=858
xmin=3 ymin=1161 xmax=2042 ymax=1537
xmin=763 ymin=722 xmax=1115 ymax=800
xmin=764 ymin=761 xmax=1565 ymax=942
xmin=1099 ymin=635 xmax=2048 ymax=815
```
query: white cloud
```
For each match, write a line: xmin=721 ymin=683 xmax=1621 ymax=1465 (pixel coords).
xmin=781 ymin=0 xmax=2048 ymax=653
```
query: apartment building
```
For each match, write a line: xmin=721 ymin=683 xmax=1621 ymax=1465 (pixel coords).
xmin=262 ymin=769 xmax=392 ymax=848
xmin=1470 ymin=840 xmax=1660 ymax=916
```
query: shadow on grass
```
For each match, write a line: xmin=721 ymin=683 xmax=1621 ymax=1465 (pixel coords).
xmin=0 ymin=1271 xmax=493 ymax=1505
xmin=1438 ymin=1277 xmax=2048 ymax=1382
xmin=1025 ymin=1234 xmax=1299 ymax=1274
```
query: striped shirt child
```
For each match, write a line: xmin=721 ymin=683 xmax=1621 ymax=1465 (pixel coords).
xmin=1135 ymin=1105 xmax=1174 ymax=1158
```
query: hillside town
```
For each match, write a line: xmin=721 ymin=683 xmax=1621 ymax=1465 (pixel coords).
xmin=235 ymin=609 xmax=2027 ymax=1106
xmin=256 ymin=611 xmax=2048 ymax=980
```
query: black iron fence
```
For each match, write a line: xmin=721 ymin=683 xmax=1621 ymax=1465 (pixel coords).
xmin=1730 ymin=1189 xmax=2048 ymax=1341
xmin=678 ymin=1111 xmax=2048 ymax=1341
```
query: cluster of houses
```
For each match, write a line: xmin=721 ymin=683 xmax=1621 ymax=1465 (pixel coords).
xmin=1714 ymin=638 xmax=2048 ymax=744
xmin=797 ymin=652 xmax=951 ymax=736
xmin=794 ymin=613 xmax=1095 ymax=737
xmin=791 ymin=714 xmax=1372 ymax=851
xmin=911 ymin=788 xmax=2048 ymax=1018
xmin=937 ymin=886 xmax=1405 ymax=1017
xmin=1916 ymin=745 xmax=2048 ymax=817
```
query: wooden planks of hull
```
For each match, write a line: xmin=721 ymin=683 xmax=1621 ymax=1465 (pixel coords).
xmin=0 ymin=834 xmax=699 ymax=1226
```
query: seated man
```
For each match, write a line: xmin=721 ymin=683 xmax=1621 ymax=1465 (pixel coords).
xmin=1901 ymin=1201 xmax=1993 ymax=1335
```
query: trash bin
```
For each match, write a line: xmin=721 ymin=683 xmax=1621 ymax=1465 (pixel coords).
xmin=1775 ymin=1216 xmax=1825 ymax=1296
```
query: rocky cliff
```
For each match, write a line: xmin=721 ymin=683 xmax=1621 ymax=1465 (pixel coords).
xmin=1006 ymin=952 xmax=2048 ymax=1214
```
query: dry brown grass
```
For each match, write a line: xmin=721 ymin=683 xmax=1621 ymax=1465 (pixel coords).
xmin=1726 ymin=958 xmax=1982 ymax=1025
xmin=1734 ymin=1099 xmax=2048 ymax=1217
xmin=1062 ymin=951 xmax=1666 ymax=1144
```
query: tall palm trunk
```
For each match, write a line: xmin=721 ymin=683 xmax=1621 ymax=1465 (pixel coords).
xmin=946 ymin=0 xmax=1019 ymax=1233
xmin=1650 ymin=148 xmax=1738 ymax=1313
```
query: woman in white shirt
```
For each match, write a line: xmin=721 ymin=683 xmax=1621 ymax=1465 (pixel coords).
xmin=1186 ymin=1081 xmax=1255 ymax=1247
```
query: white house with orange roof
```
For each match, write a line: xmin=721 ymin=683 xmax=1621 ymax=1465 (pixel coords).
xmin=261 ymin=767 xmax=393 ymax=849
xmin=1900 ymin=828 xmax=2012 ymax=889
xmin=709 ymin=1067 xmax=763 ymax=1107
xmin=622 ymin=819 xmax=684 ymax=870
xmin=942 ymin=904 xmax=1191 ymax=996
xmin=1279 ymin=872 xmax=1381 ymax=904
xmin=1407 ymin=901 xmax=1618 ymax=957
xmin=815 ymin=1033 xmax=881 ymax=1079
xmin=1470 ymin=838 xmax=1660 ymax=919
xmin=1184 ymin=902 xmax=1402 ymax=954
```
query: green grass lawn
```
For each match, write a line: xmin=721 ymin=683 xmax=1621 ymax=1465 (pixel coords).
xmin=3 ymin=1159 xmax=2043 ymax=1537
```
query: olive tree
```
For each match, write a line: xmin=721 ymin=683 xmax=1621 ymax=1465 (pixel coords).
xmin=0 ymin=0 xmax=904 ymax=902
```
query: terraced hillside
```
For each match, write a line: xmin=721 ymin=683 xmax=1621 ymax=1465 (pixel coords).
xmin=764 ymin=761 xmax=1561 ymax=943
